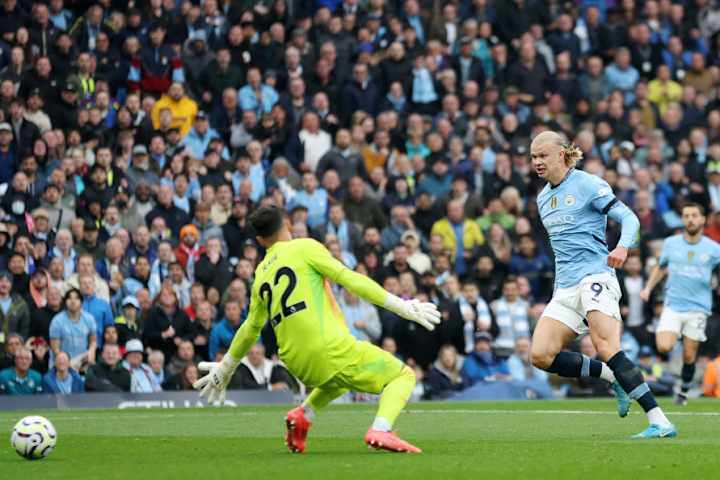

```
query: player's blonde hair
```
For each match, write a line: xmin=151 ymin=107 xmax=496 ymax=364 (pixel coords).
xmin=531 ymin=131 xmax=583 ymax=168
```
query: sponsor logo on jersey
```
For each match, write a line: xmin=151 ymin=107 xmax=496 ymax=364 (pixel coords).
xmin=564 ymin=194 xmax=575 ymax=206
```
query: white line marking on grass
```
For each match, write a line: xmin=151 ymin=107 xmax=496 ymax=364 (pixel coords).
xmin=3 ymin=408 xmax=719 ymax=422
xmin=405 ymin=409 xmax=720 ymax=417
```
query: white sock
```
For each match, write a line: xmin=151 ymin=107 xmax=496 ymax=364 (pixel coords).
xmin=302 ymin=404 xmax=316 ymax=422
xmin=600 ymin=363 xmax=616 ymax=383
xmin=371 ymin=416 xmax=392 ymax=432
xmin=646 ymin=407 xmax=672 ymax=427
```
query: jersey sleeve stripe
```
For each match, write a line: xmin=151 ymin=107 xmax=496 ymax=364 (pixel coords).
xmin=601 ymin=198 xmax=618 ymax=214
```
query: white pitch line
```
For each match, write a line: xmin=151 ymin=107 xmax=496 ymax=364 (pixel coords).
xmin=2 ymin=408 xmax=719 ymax=422
xmin=405 ymin=409 xmax=720 ymax=417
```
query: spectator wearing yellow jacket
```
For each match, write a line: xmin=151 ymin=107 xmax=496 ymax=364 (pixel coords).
xmin=151 ymin=83 xmax=198 ymax=138
xmin=647 ymin=65 xmax=682 ymax=116
xmin=431 ymin=199 xmax=484 ymax=276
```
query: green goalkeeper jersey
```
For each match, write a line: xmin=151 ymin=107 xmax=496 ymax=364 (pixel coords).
xmin=227 ymin=238 xmax=392 ymax=387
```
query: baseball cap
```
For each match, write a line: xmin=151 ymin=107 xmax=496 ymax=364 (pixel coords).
xmin=28 ymin=88 xmax=42 ymax=98
xmin=83 ymin=218 xmax=99 ymax=231
xmin=121 ymin=296 xmax=140 ymax=309
xmin=0 ymin=122 xmax=11 ymax=132
xmin=132 ymin=144 xmax=148 ymax=156
xmin=619 ymin=141 xmax=636 ymax=152
xmin=474 ymin=331 xmax=493 ymax=342
xmin=125 ymin=338 xmax=144 ymax=354
xmin=195 ymin=111 xmax=208 ymax=121
xmin=63 ymin=82 xmax=78 ymax=93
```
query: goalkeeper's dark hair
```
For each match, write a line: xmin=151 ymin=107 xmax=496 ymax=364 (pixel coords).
xmin=249 ymin=205 xmax=285 ymax=238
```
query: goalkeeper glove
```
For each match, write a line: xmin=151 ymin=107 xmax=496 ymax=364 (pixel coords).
xmin=193 ymin=354 xmax=240 ymax=405
xmin=384 ymin=295 xmax=442 ymax=331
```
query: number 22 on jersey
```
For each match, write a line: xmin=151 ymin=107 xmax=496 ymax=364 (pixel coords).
xmin=258 ymin=267 xmax=307 ymax=328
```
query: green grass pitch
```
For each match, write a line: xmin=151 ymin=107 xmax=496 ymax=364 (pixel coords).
xmin=1 ymin=399 xmax=719 ymax=479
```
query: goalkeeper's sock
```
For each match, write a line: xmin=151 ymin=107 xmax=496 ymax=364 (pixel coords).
xmin=375 ymin=366 xmax=416 ymax=430
xmin=547 ymin=352 xmax=613 ymax=381
xmin=302 ymin=404 xmax=316 ymax=422
xmin=371 ymin=417 xmax=392 ymax=432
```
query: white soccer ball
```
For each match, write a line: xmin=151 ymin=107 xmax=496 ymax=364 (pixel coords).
xmin=10 ymin=416 xmax=57 ymax=460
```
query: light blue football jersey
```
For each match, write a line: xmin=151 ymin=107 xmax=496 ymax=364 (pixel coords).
xmin=658 ymin=234 xmax=720 ymax=314
xmin=538 ymin=169 xmax=637 ymax=290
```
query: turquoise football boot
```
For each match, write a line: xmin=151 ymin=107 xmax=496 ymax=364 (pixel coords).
xmin=632 ymin=424 xmax=678 ymax=439
xmin=611 ymin=381 xmax=631 ymax=418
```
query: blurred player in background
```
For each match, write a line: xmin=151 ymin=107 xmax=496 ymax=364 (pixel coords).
xmin=641 ymin=203 xmax=720 ymax=405
xmin=529 ymin=131 xmax=676 ymax=439
xmin=193 ymin=206 xmax=441 ymax=453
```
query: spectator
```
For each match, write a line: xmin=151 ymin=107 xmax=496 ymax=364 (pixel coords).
xmin=49 ymin=288 xmax=96 ymax=370
xmin=507 ymin=337 xmax=549 ymax=383
xmin=162 ymin=362 xmax=199 ymax=391
xmin=490 ymin=276 xmax=531 ymax=356
xmin=115 ymin=296 xmax=142 ymax=345
xmin=143 ymin=288 xmax=192 ymax=359
xmin=42 ymin=351 xmax=84 ymax=394
xmin=460 ymin=332 xmax=510 ymax=386
xmin=0 ymin=333 xmax=23 ymax=370
xmin=286 ymin=172 xmax=328 ymax=229
xmin=604 ymin=47 xmax=639 ymax=105
xmin=148 ymin=350 xmax=167 ymax=387
xmin=229 ymin=343 xmax=296 ymax=392
xmin=424 ymin=344 xmax=465 ymax=400
xmin=209 ymin=300 xmax=244 ymax=361
xmin=339 ymin=288 xmax=381 ymax=343
xmin=123 ymin=339 xmax=162 ymax=393
xmin=78 ymin=273 xmax=113 ymax=349
xmin=0 ymin=347 xmax=42 ymax=395
xmin=85 ymin=343 xmax=131 ymax=392
xmin=431 ymin=199 xmax=485 ymax=277
xmin=0 ymin=270 xmax=30 ymax=351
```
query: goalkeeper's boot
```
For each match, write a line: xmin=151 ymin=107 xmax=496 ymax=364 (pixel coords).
xmin=364 ymin=429 xmax=421 ymax=453
xmin=285 ymin=406 xmax=312 ymax=453
xmin=611 ymin=381 xmax=631 ymax=417
xmin=631 ymin=424 xmax=678 ymax=439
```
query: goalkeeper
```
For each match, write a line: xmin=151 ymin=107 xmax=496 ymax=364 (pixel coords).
xmin=194 ymin=206 xmax=441 ymax=454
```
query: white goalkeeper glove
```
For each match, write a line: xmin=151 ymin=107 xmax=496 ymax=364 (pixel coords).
xmin=193 ymin=354 xmax=240 ymax=405
xmin=384 ymin=295 xmax=442 ymax=331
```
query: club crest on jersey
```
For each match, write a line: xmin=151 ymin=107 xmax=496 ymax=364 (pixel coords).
xmin=550 ymin=196 xmax=558 ymax=209
xmin=564 ymin=194 xmax=576 ymax=206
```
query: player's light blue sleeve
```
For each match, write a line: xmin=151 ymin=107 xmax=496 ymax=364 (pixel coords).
xmin=658 ymin=238 xmax=671 ymax=267
xmin=588 ymin=176 xmax=640 ymax=248
xmin=607 ymin=201 xmax=640 ymax=248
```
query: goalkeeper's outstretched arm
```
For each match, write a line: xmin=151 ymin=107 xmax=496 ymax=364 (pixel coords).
xmin=306 ymin=239 xmax=441 ymax=331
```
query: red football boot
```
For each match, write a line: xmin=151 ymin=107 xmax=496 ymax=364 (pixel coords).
xmin=364 ymin=429 xmax=422 ymax=453
xmin=285 ymin=406 xmax=312 ymax=453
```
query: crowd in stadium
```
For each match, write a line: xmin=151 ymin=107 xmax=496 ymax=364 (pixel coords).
xmin=1 ymin=0 xmax=720 ymax=400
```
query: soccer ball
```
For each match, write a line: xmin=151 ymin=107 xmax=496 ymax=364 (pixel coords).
xmin=10 ymin=416 xmax=57 ymax=460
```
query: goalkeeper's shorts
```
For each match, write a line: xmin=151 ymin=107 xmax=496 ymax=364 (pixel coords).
xmin=320 ymin=341 xmax=407 ymax=395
